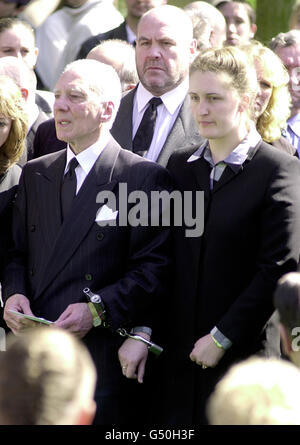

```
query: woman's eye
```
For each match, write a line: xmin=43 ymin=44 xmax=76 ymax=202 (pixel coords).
xmin=189 ymin=94 xmax=199 ymax=102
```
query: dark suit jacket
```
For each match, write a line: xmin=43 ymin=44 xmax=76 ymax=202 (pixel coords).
xmin=77 ymin=21 xmax=128 ymax=59
xmin=0 ymin=164 xmax=21 ymax=330
xmin=2 ymin=137 xmax=172 ymax=423
xmin=33 ymin=118 xmax=67 ymax=159
xmin=111 ymin=86 xmax=203 ymax=167
xmin=35 ymin=92 xmax=53 ymax=116
xmin=17 ymin=109 xmax=50 ymax=167
xmin=161 ymin=140 xmax=300 ymax=424
xmin=0 ymin=164 xmax=21 ymax=274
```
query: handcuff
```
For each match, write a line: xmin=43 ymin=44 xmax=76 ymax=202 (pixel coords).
xmin=117 ymin=327 xmax=163 ymax=356
xmin=83 ymin=288 xmax=163 ymax=356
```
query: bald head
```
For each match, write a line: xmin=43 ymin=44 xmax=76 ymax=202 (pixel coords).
xmin=184 ymin=1 xmax=226 ymax=48
xmin=87 ymin=39 xmax=138 ymax=91
xmin=138 ymin=5 xmax=194 ymax=42
xmin=61 ymin=59 xmax=122 ymax=110
xmin=0 ymin=56 xmax=36 ymax=101
xmin=136 ymin=5 xmax=197 ymax=95
xmin=54 ymin=59 xmax=122 ymax=152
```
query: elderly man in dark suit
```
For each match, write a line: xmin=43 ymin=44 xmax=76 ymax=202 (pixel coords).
xmin=2 ymin=59 xmax=172 ymax=424
xmin=110 ymin=4 xmax=203 ymax=168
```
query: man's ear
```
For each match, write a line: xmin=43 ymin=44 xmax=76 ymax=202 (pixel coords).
xmin=279 ymin=323 xmax=293 ymax=356
xmin=100 ymin=101 xmax=114 ymax=122
xmin=189 ymin=38 xmax=198 ymax=63
xmin=250 ymin=23 xmax=257 ymax=39
xmin=21 ymin=87 xmax=29 ymax=100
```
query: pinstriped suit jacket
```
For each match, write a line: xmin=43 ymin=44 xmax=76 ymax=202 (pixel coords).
xmin=2 ymin=136 xmax=172 ymax=324
xmin=2 ymin=137 xmax=172 ymax=401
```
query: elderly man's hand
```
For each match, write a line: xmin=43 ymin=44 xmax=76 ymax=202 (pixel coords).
xmin=54 ymin=303 xmax=93 ymax=338
xmin=3 ymin=294 xmax=35 ymax=335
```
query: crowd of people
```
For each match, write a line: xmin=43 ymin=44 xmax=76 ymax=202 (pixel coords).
xmin=1 ymin=0 xmax=300 ymax=426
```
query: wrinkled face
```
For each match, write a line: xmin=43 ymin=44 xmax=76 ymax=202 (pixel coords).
xmin=54 ymin=70 xmax=103 ymax=153
xmin=219 ymin=2 xmax=256 ymax=46
xmin=254 ymin=60 xmax=273 ymax=118
xmin=189 ymin=70 xmax=244 ymax=143
xmin=126 ymin=0 xmax=166 ymax=18
xmin=275 ymin=45 xmax=300 ymax=116
xmin=0 ymin=25 xmax=38 ymax=69
xmin=136 ymin=13 xmax=195 ymax=95
xmin=0 ymin=114 xmax=11 ymax=148
xmin=0 ymin=1 xmax=21 ymax=18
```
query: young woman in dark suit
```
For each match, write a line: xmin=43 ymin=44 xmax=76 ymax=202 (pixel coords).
xmin=0 ymin=75 xmax=27 ymax=328
xmin=163 ymin=46 xmax=300 ymax=424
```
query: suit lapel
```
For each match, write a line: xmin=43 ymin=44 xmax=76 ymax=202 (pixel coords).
xmin=157 ymin=95 xmax=203 ymax=167
xmin=111 ymin=88 xmax=135 ymax=150
xmin=35 ymin=140 xmax=121 ymax=298
xmin=212 ymin=142 xmax=261 ymax=193
xmin=189 ymin=156 xmax=211 ymax=217
xmin=115 ymin=21 xmax=128 ymax=40
xmin=35 ymin=150 xmax=66 ymax=252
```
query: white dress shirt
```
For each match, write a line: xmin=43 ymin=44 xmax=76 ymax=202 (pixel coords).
xmin=132 ymin=79 xmax=189 ymax=162
xmin=64 ymin=133 xmax=110 ymax=194
xmin=287 ymin=113 xmax=300 ymax=157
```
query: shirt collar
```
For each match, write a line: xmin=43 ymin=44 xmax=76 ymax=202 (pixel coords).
xmin=187 ymin=126 xmax=262 ymax=169
xmin=65 ymin=132 xmax=110 ymax=174
xmin=136 ymin=78 xmax=189 ymax=115
xmin=125 ymin=23 xmax=136 ymax=45
xmin=288 ymin=114 xmax=300 ymax=137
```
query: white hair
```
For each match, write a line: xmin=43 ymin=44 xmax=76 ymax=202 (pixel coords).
xmin=62 ymin=59 xmax=122 ymax=118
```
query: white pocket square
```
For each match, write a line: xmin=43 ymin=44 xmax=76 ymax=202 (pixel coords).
xmin=95 ymin=204 xmax=118 ymax=222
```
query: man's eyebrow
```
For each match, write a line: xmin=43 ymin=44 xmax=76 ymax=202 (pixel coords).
xmin=138 ymin=35 xmax=151 ymax=41
xmin=138 ymin=35 xmax=176 ymax=44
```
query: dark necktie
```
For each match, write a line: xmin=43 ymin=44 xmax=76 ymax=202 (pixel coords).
xmin=132 ymin=97 xmax=162 ymax=156
xmin=61 ymin=157 xmax=79 ymax=221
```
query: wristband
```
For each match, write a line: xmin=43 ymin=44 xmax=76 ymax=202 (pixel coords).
xmin=88 ymin=302 xmax=102 ymax=327
xmin=211 ymin=334 xmax=225 ymax=350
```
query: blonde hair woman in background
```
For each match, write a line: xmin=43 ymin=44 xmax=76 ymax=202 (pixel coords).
xmin=242 ymin=40 xmax=296 ymax=156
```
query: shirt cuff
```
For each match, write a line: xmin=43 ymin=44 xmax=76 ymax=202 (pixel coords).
xmin=210 ymin=326 xmax=232 ymax=350
xmin=130 ymin=326 xmax=152 ymax=337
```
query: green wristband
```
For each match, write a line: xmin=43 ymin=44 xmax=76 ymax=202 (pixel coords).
xmin=211 ymin=334 xmax=225 ymax=350
xmin=88 ymin=302 xmax=102 ymax=327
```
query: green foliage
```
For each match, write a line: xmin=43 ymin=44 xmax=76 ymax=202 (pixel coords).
xmin=256 ymin=0 xmax=296 ymax=45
